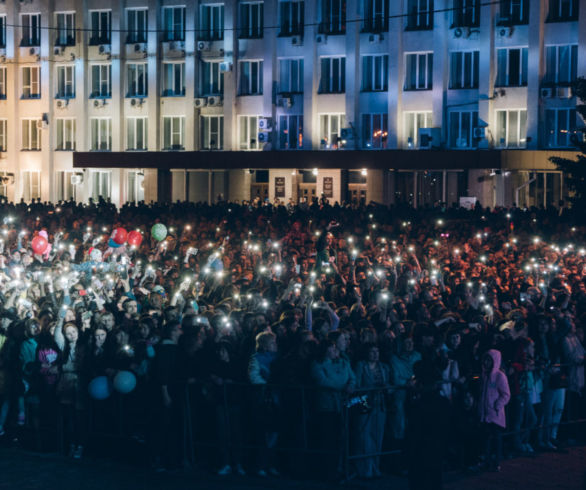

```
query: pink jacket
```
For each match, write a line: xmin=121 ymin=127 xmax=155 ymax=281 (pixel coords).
xmin=479 ymin=349 xmax=511 ymax=428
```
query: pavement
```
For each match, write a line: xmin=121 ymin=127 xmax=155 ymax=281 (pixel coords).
xmin=0 ymin=445 xmax=584 ymax=490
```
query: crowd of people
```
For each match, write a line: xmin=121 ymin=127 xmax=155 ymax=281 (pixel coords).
xmin=0 ymin=196 xmax=584 ymax=488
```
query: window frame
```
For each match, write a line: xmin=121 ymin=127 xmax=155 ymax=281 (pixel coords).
xmin=544 ymin=108 xmax=577 ymax=148
xmin=199 ymin=3 xmax=224 ymax=41
xmin=239 ymin=1 xmax=264 ymax=39
xmin=406 ymin=0 xmax=434 ymax=30
xmin=20 ymin=13 xmax=41 ymax=47
xmin=55 ymin=117 xmax=76 ymax=151
xmin=547 ymin=0 xmax=579 ymax=21
xmin=498 ymin=0 xmax=529 ymax=25
xmin=404 ymin=52 xmax=433 ymax=91
xmin=55 ymin=12 xmax=76 ymax=46
xmin=544 ymin=44 xmax=578 ymax=85
xmin=161 ymin=61 xmax=186 ymax=97
xmin=89 ymin=10 xmax=112 ymax=45
xmin=319 ymin=113 xmax=346 ymax=149
xmin=449 ymin=50 xmax=479 ymax=89
xmin=362 ymin=0 xmax=389 ymax=33
xmin=90 ymin=63 xmax=112 ymax=98
xmin=403 ymin=111 xmax=433 ymax=148
xmin=495 ymin=108 xmax=528 ymax=148
xmin=22 ymin=66 xmax=41 ymax=99
xmin=361 ymin=54 xmax=388 ymax=92
xmin=452 ymin=0 xmax=480 ymax=27
xmin=21 ymin=170 xmax=41 ymax=202
xmin=238 ymin=60 xmax=264 ymax=96
xmin=0 ymin=16 xmax=6 ymax=49
xmin=127 ymin=62 xmax=148 ymax=97
xmin=0 ymin=67 xmax=6 ymax=99
xmin=319 ymin=56 xmax=346 ymax=94
xmin=361 ymin=113 xmax=388 ymax=149
xmin=200 ymin=60 xmax=224 ymax=96
xmin=200 ymin=115 xmax=224 ymax=150
xmin=126 ymin=8 xmax=148 ymax=44
xmin=279 ymin=114 xmax=303 ymax=150
xmin=162 ymin=116 xmax=185 ymax=150
xmin=278 ymin=58 xmax=304 ymax=94
xmin=495 ymin=47 xmax=528 ymax=87
xmin=0 ymin=119 xmax=7 ymax=152
xmin=21 ymin=119 xmax=41 ymax=151
xmin=448 ymin=110 xmax=479 ymax=148
xmin=279 ymin=0 xmax=304 ymax=36
xmin=238 ymin=115 xmax=261 ymax=150
xmin=126 ymin=117 xmax=148 ymax=151
xmin=56 ymin=64 xmax=76 ymax=98
xmin=90 ymin=117 xmax=112 ymax=151
xmin=319 ymin=0 xmax=346 ymax=35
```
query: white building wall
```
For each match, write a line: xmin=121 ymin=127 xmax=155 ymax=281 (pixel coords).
xmin=0 ymin=0 xmax=582 ymax=204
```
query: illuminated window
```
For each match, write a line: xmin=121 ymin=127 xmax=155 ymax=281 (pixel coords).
xmin=162 ymin=116 xmax=185 ymax=150
xmin=239 ymin=115 xmax=260 ymax=150
xmin=404 ymin=111 xmax=432 ymax=148
xmin=319 ymin=114 xmax=345 ymax=149
xmin=126 ymin=117 xmax=148 ymax=150
xmin=545 ymin=109 xmax=576 ymax=148
xmin=279 ymin=115 xmax=303 ymax=149
xmin=56 ymin=118 xmax=76 ymax=150
xmin=90 ymin=117 xmax=112 ymax=151
xmin=362 ymin=114 xmax=388 ymax=149
xmin=200 ymin=115 xmax=224 ymax=150
xmin=22 ymin=171 xmax=41 ymax=201
xmin=495 ymin=109 xmax=527 ymax=148
xmin=22 ymin=66 xmax=41 ymax=98
xmin=0 ymin=119 xmax=6 ymax=151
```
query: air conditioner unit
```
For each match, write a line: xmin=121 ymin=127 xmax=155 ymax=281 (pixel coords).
xmin=54 ymin=47 xmax=61 ymax=55
xmin=473 ymin=127 xmax=486 ymax=139
xmin=291 ymin=35 xmax=303 ymax=46
xmin=368 ymin=33 xmax=383 ymax=43
xmin=340 ymin=128 xmax=354 ymax=140
xmin=258 ymin=131 xmax=270 ymax=143
xmin=93 ymin=99 xmax=100 ymax=107
xmin=207 ymin=96 xmax=222 ymax=106
xmin=194 ymin=97 xmax=208 ymax=108
xmin=219 ymin=62 xmax=232 ymax=73
xmin=315 ymin=34 xmax=327 ymax=44
xmin=540 ymin=87 xmax=553 ymax=98
xmin=197 ymin=41 xmax=210 ymax=51
xmin=557 ymin=86 xmax=572 ymax=98
xmin=456 ymin=137 xmax=468 ymax=148
xmin=56 ymin=99 xmax=68 ymax=109
xmin=453 ymin=27 xmax=463 ymax=38
xmin=29 ymin=47 xmax=38 ymax=56
xmin=418 ymin=128 xmax=441 ymax=149
xmin=277 ymin=96 xmax=293 ymax=108
xmin=258 ymin=118 xmax=271 ymax=131
xmin=134 ymin=43 xmax=143 ymax=52
xmin=71 ymin=173 xmax=83 ymax=185
xmin=498 ymin=26 xmax=514 ymax=37
xmin=98 ymin=44 xmax=111 ymax=55
xmin=36 ymin=119 xmax=48 ymax=130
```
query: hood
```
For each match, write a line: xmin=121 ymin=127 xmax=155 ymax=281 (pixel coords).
xmin=486 ymin=349 xmax=501 ymax=375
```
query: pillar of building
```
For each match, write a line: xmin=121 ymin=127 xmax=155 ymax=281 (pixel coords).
xmin=366 ymin=169 xmax=385 ymax=204
xmin=316 ymin=169 xmax=342 ymax=204
xmin=268 ymin=168 xmax=296 ymax=203
xmin=228 ymin=169 xmax=252 ymax=203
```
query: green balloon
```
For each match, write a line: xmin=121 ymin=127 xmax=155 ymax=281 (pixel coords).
xmin=151 ymin=223 xmax=167 ymax=241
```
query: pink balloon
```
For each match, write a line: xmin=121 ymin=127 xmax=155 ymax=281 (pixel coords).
xmin=127 ymin=230 xmax=143 ymax=247
xmin=31 ymin=236 xmax=49 ymax=255
xmin=112 ymin=227 xmax=128 ymax=245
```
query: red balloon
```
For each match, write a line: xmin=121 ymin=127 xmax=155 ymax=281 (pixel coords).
xmin=127 ymin=230 xmax=143 ymax=247
xmin=31 ymin=236 xmax=48 ymax=255
xmin=112 ymin=227 xmax=128 ymax=245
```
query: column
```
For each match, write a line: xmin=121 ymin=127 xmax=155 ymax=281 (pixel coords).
xmin=366 ymin=169 xmax=385 ymax=203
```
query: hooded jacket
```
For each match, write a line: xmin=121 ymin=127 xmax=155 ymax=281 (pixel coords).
xmin=479 ymin=349 xmax=511 ymax=428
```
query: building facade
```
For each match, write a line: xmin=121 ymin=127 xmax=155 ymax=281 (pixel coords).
xmin=0 ymin=0 xmax=584 ymax=207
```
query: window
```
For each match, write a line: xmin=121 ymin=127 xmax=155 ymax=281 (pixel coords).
xmin=548 ymin=0 xmax=579 ymax=21
xmin=56 ymin=171 xmax=77 ymax=201
xmin=449 ymin=111 xmax=478 ymax=148
xmin=162 ymin=62 xmax=185 ymax=96
xmin=499 ymin=0 xmax=529 ymax=24
xmin=55 ymin=12 xmax=76 ymax=46
xmin=127 ymin=9 xmax=148 ymax=43
xmin=0 ymin=16 xmax=5 ymax=48
xmin=0 ymin=67 xmax=6 ymax=99
xmin=199 ymin=4 xmax=224 ymax=40
xmin=545 ymin=109 xmax=576 ymax=148
xmin=127 ymin=63 xmax=148 ymax=97
xmin=319 ymin=0 xmax=346 ymax=34
xmin=90 ymin=118 xmax=112 ymax=151
xmin=239 ymin=60 xmax=263 ymax=95
xmin=407 ymin=0 xmax=433 ymax=29
xmin=496 ymin=48 xmax=528 ymax=87
xmin=200 ymin=61 xmax=224 ymax=96
xmin=404 ymin=52 xmax=433 ymax=90
xmin=279 ymin=0 xmax=304 ymax=36
xmin=361 ymin=114 xmax=388 ymax=149
xmin=319 ymin=57 xmax=345 ymax=93
xmin=127 ymin=171 xmax=145 ymax=203
xmin=239 ymin=2 xmax=264 ymax=38
xmin=91 ymin=170 xmax=111 ymax=200
xmin=22 ymin=119 xmax=41 ymax=151
xmin=361 ymin=55 xmax=388 ymax=91
xmin=0 ymin=170 xmax=7 ymax=199
xmin=449 ymin=51 xmax=479 ymax=89
xmin=22 ymin=171 xmax=41 ymax=202
xmin=56 ymin=65 xmax=75 ymax=98
xmin=278 ymin=58 xmax=303 ymax=93
xmin=279 ymin=115 xmax=303 ymax=149
xmin=90 ymin=64 xmax=111 ymax=97
xmin=21 ymin=14 xmax=41 ymax=47
xmin=22 ymin=67 xmax=41 ymax=99
xmin=495 ymin=109 xmax=527 ymax=148
xmin=319 ymin=114 xmax=345 ymax=149
xmin=544 ymin=45 xmax=578 ymax=85
xmin=452 ymin=0 xmax=480 ymax=27
xmin=126 ymin=117 xmax=148 ymax=150
xmin=363 ymin=0 xmax=388 ymax=32
xmin=55 ymin=118 xmax=76 ymax=151
xmin=89 ymin=10 xmax=111 ymax=45
xmin=404 ymin=111 xmax=432 ymax=148
xmin=163 ymin=6 xmax=186 ymax=41
xmin=162 ymin=116 xmax=185 ymax=150
xmin=239 ymin=115 xmax=260 ymax=150
xmin=200 ymin=115 xmax=224 ymax=149
xmin=0 ymin=120 xmax=6 ymax=151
